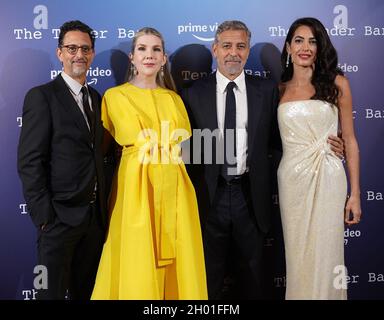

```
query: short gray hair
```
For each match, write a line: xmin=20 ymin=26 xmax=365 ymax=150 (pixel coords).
xmin=214 ymin=20 xmax=251 ymax=44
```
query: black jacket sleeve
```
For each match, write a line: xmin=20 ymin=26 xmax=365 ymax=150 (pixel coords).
xmin=17 ymin=87 xmax=55 ymax=228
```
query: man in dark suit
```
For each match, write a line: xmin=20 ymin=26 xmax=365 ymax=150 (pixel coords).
xmin=182 ymin=20 xmax=279 ymax=299
xmin=17 ymin=20 xmax=107 ymax=300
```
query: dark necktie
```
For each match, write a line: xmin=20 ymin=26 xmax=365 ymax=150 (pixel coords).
xmin=221 ymin=81 xmax=237 ymax=181
xmin=81 ymin=86 xmax=95 ymax=142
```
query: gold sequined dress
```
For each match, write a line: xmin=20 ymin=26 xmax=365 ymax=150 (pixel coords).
xmin=277 ymin=100 xmax=347 ymax=300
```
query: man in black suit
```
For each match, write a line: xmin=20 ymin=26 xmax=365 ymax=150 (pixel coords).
xmin=182 ymin=20 xmax=280 ymax=299
xmin=17 ymin=20 xmax=107 ymax=300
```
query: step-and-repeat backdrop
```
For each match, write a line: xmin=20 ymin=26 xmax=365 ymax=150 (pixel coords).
xmin=1 ymin=0 xmax=383 ymax=299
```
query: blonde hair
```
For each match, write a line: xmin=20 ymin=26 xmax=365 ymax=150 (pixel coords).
xmin=127 ymin=27 xmax=176 ymax=91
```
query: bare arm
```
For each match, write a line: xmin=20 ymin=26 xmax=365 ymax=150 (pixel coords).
xmin=336 ymin=75 xmax=362 ymax=225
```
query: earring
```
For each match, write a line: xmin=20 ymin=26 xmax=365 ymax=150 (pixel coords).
xmin=286 ymin=54 xmax=290 ymax=68
xmin=131 ymin=64 xmax=139 ymax=76
xmin=160 ymin=65 xmax=164 ymax=77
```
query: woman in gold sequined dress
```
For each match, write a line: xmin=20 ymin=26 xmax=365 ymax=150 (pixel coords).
xmin=278 ymin=17 xmax=361 ymax=300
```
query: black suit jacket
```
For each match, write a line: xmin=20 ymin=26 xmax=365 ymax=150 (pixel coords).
xmin=17 ymin=74 xmax=107 ymax=229
xmin=182 ymin=72 xmax=281 ymax=233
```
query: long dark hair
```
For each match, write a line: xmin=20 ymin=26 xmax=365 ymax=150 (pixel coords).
xmin=281 ymin=17 xmax=343 ymax=105
xmin=127 ymin=27 xmax=176 ymax=91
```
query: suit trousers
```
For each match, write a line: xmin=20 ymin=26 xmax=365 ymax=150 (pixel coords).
xmin=202 ymin=175 xmax=265 ymax=299
xmin=36 ymin=200 xmax=105 ymax=300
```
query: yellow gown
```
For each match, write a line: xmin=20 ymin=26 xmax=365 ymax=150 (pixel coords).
xmin=91 ymin=83 xmax=207 ymax=300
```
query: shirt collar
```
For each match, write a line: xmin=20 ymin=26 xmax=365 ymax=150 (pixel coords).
xmin=216 ymin=69 xmax=246 ymax=94
xmin=61 ymin=71 xmax=87 ymax=95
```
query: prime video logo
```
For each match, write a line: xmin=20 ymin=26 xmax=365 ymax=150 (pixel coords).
xmin=50 ymin=67 xmax=112 ymax=85
xmin=177 ymin=22 xmax=218 ymax=42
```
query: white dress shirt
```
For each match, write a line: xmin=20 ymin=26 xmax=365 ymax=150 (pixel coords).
xmin=61 ymin=72 xmax=97 ymax=192
xmin=216 ymin=70 xmax=248 ymax=175
xmin=61 ymin=71 xmax=93 ymax=130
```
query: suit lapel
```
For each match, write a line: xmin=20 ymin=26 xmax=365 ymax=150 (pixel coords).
xmin=246 ymin=75 xmax=263 ymax=162
xmin=203 ymin=73 xmax=218 ymax=131
xmin=53 ymin=74 xmax=93 ymax=141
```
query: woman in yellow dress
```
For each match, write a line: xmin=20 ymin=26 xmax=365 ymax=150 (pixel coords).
xmin=91 ymin=27 xmax=207 ymax=299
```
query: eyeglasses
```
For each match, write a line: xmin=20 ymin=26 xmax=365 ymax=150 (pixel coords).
xmin=60 ymin=45 xmax=93 ymax=55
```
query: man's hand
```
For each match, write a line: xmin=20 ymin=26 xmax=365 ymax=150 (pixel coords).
xmin=328 ymin=135 xmax=344 ymax=160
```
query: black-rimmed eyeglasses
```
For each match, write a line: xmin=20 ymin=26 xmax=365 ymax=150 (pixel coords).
xmin=60 ymin=45 xmax=93 ymax=55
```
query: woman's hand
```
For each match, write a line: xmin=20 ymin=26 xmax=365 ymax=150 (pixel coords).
xmin=345 ymin=195 xmax=362 ymax=225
